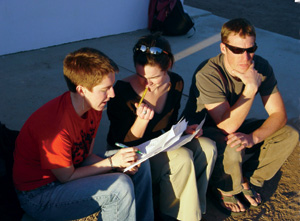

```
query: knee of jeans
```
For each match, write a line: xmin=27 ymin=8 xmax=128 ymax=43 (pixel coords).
xmin=116 ymin=174 xmax=135 ymax=200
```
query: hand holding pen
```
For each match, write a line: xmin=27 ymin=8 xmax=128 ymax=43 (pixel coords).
xmin=115 ymin=143 xmax=145 ymax=156
xmin=111 ymin=146 xmax=141 ymax=174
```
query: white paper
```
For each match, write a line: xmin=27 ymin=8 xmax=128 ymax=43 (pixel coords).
xmin=123 ymin=117 xmax=205 ymax=172
xmin=164 ymin=118 xmax=205 ymax=152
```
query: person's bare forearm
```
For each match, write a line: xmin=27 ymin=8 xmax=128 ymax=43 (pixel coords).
xmin=52 ymin=148 xmax=139 ymax=183
xmin=52 ymin=157 xmax=114 ymax=183
xmin=217 ymin=90 xmax=256 ymax=134
xmin=216 ymin=63 xmax=261 ymax=134
xmin=80 ymin=153 xmax=104 ymax=166
xmin=251 ymin=112 xmax=287 ymax=145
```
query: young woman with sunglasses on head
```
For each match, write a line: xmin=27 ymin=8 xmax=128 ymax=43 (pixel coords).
xmin=106 ymin=33 xmax=217 ymax=221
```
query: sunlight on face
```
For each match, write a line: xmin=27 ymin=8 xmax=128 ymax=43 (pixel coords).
xmin=135 ymin=64 xmax=167 ymax=92
xmin=84 ymin=72 xmax=115 ymax=111
xmin=221 ymin=34 xmax=256 ymax=75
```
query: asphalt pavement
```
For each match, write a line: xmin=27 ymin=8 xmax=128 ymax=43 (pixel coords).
xmin=1 ymin=5 xmax=299 ymax=156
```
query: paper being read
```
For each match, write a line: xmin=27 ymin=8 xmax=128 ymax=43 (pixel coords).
xmin=140 ymin=118 xmax=187 ymax=154
xmin=164 ymin=117 xmax=205 ymax=152
xmin=123 ymin=117 xmax=205 ymax=173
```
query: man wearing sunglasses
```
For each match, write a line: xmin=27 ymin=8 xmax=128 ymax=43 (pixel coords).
xmin=182 ymin=18 xmax=299 ymax=216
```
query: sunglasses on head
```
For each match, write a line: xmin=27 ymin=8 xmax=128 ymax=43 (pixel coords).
xmin=224 ymin=43 xmax=258 ymax=54
xmin=133 ymin=45 xmax=169 ymax=55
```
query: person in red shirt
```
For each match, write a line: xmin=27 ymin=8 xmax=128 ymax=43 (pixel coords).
xmin=13 ymin=48 xmax=153 ymax=221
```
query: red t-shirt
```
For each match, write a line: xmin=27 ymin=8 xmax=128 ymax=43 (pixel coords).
xmin=13 ymin=92 xmax=102 ymax=191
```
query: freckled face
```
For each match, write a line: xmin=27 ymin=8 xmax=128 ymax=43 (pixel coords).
xmin=221 ymin=34 xmax=256 ymax=75
xmin=84 ymin=72 xmax=115 ymax=111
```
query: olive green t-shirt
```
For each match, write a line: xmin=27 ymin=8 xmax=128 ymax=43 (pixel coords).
xmin=183 ymin=53 xmax=278 ymax=126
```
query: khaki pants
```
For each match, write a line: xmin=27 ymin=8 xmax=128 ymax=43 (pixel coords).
xmin=150 ymin=137 xmax=217 ymax=221
xmin=204 ymin=119 xmax=299 ymax=195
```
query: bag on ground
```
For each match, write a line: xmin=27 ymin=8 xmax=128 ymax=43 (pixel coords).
xmin=148 ymin=0 xmax=195 ymax=36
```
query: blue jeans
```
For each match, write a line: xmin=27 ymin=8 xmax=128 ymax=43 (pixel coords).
xmin=17 ymin=161 xmax=154 ymax=221
xmin=105 ymin=151 xmax=154 ymax=221
xmin=128 ymin=160 xmax=154 ymax=221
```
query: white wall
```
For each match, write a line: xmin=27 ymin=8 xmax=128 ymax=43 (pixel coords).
xmin=0 ymin=0 xmax=150 ymax=56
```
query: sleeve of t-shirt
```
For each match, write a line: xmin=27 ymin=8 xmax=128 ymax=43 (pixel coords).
xmin=39 ymin=131 xmax=73 ymax=169
xmin=197 ymin=70 xmax=227 ymax=105
xmin=255 ymin=57 xmax=278 ymax=96
xmin=181 ymin=61 xmax=210 ymax=125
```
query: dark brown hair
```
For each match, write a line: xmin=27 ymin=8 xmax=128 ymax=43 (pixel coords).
xmin=133 ymin=33 xmax=174 ymax=71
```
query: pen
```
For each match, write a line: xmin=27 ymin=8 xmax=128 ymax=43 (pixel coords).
xmin=115 ymin=142 xmax=144 ymax=155
xmin=137 ymin=87 xmax=148 ymax=108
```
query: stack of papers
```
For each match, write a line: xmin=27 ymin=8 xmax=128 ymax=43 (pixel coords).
xmin=123 ymin=118 xmax=205 ymax=172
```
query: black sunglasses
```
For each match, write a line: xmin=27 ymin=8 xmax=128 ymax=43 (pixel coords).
xmin=133 ymin=45 xmax=169 ymax=55
xmin=224 ymin=43 xmax=258 ymax=54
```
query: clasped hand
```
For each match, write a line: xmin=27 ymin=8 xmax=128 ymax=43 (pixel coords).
xmin=226 ymin=132 xmax=255 ymax=151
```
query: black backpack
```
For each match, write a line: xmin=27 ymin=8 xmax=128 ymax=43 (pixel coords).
xmin=0 ymin=122 xmax=24 ymax=220
xmin=148 ymin=0 xmax=195 ymax=36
